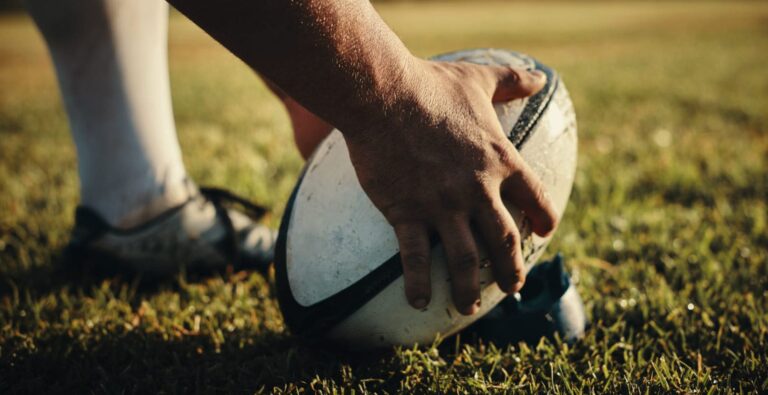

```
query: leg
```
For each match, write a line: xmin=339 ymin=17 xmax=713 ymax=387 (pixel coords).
xmin=284 ymin=97 xmax=333 ymax=160
xmin=262 ymin=78 xmax=333 ymax=159
xmin=26 ymin=0 xmax=191 ymax=228
xmin=26 ymin=0 xmax=276 ymax=274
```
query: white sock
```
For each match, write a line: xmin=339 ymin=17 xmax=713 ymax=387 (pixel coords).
xmin=27 ymin=0 xmax=193 ymax=228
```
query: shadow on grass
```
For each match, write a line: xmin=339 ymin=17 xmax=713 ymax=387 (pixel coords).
xmin=0 ymin=242 xmax=268 ymax=302
xmin=0 ymin=249 xmax=409 ymax=393
xmin=0 ymin=326 xmax=388 ymax=393
xmin=2 ymin=322 xmax=489 ymax=394
xmin=0 ymin=244 xmax=557 ymax=393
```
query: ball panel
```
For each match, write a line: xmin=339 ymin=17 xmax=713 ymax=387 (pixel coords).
xmin=286 ymin=131 xmax=399 ymax=307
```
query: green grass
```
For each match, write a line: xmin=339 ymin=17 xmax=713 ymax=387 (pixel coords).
xmin=1 ymin=1 xmax=767 ymax=392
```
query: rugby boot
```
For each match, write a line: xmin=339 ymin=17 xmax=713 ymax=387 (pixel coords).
xmin=65 ymin=186 xmax=276 ymax=276
xmin=464 ymin=253 xmax=587 ymax=345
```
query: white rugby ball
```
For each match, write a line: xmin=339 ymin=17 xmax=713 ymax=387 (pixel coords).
xmin=275 ymin=49 xmax=578 ymax=349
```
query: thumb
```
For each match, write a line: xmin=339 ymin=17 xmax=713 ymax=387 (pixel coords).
xmin=487 ymin=66 xmax=547 ymax=103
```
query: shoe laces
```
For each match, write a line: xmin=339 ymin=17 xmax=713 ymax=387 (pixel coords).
xmin=199 ymin=186 xmax=269 ymax=268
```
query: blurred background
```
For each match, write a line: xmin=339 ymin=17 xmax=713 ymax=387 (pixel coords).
xmin=1 ymin=0 xmax=766 ymax=392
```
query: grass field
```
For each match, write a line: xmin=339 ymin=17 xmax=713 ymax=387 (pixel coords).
xmin=1 ymin=1 xmax=767 ymax=393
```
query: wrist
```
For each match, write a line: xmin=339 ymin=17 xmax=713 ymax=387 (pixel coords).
xmin=337 ymin=54 xmax=427 ymax=141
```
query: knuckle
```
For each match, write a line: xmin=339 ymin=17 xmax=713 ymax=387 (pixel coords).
xmin=380 ymin=204 xmax=408 ymax=224
xmin=382 ymin=201 xmax=425 ymax=224
xmin=438 ymin=173 xmax=496 ymax=211
xmin=494 ymin=223 xmax=521 ymax=251
xmin=401 ymin=252 xmax=430 ymax=271
xmin=453 ymin=250 xmax=479 ymax=271
xmin=472 ymin=178 xmax=499 ymax=205
xmin=508 ymin=68 xmax=522 ymax=85
xmin=460 ymin=63 xmax=490 ymax=85
xmin=492 ymin=141 xmax=517 ymax=167
xmin=434 ymin=181 xmax=467 ymax=210
xmin=438 ymin=191 xmax=463 ymax=210
xmin=397 ymin=228 xmax=424 ymax=247
xmin=500 ymin=229 xmax=520 ymax=250
xmin=530 ymin=182 xmax=545 ymax=201
xmin=473 ymin=184 xmax=496 ymax=206
xmin=465 ymin=172 xmax=497 ymax=205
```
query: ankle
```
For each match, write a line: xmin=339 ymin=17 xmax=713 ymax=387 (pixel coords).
xmin=81 ymin=178 xmax=197 ymax=229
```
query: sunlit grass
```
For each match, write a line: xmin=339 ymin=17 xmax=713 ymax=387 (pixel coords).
xmin=1 ymin=1 xmax=767 ymax=392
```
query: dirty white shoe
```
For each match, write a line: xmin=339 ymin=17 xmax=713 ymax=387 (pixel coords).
xmin=66 ymin=186 xmax=276 ymax=275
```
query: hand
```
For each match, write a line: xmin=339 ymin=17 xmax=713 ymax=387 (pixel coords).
xmin=344 ymin=59 xmax=559 ymax=315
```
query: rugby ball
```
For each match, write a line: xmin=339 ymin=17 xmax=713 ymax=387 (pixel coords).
xmin=275 ymin=49 xmax=578 ymax=348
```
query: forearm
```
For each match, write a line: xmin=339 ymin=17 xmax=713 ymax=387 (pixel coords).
xmin=168 ymin=0 xmax=417 ymax=134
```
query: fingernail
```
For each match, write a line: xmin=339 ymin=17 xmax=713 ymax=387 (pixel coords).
xmin=413 ymin=298 xmax=428 ymax=309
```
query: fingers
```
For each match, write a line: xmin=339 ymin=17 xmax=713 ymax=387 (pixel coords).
xmin=436 ymin=215 xmax=482 ymax=316
xmin=394 ymin=223 xmax=432 ymax=309
xmin=464 ymin=62 xmax=555 ymax=234
xmin=501 ymin=160 xmax=559 ymax=237
xmin=478 ymin=66 xmax=547 ymax=103
xmin=475 ymin=198 xmax=526 ymax=293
